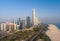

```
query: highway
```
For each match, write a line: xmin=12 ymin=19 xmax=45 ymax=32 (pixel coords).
xmin=26 ymin=25 xmax=46 ymax=41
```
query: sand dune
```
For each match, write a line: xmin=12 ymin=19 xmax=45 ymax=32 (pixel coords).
xmin=46 ymin=24 xmax=60 ymax=41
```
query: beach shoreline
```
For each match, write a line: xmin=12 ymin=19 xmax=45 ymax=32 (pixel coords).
xmin=46 ymin=24 xmax=60 ymax=41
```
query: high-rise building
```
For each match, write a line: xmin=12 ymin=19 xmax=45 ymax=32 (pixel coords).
xmin=3 ymin=24 xmax=6 ymax=31
xmin=11 ymin=19 xmax=16 ymax=30
xmin=0 ymin=23 xmax=7 ymax=31
xmin=35 ymin=17 xmax=40 ymax=25
xmin=17 ymin=18 xmax=20 ymax=25
xmin=1 ymin=23 xmax=4 ymax=31
xmin=32 ymin=8 xmax=36 ymax=26
xmin=20 ymin=19 xmax=26 ymax=29
xmin=6 ymin=24 xmax=9 ymax=31
xmin=0 ymin=25 xmax=1 ymax=31
xmin=17 ymin=18 xmax=21 ymax=30
xmin=8 ymin=23 xmax=14 ymax=31
xmin=14 ymin=24 xmax=17 ymax=30
xmin=20 ymin=20 xmax=22 ymax=29
xmin=26 ymin=16 xmax=31 ymax=28
xmin=16 ymin=25 xmax=20 ymax=31
xmin=13 ymin=19 xmax=17 ymax=30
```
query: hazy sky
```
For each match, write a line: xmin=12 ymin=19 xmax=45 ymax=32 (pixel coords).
xmin=0 ymin=0 xmax=60 ymax=23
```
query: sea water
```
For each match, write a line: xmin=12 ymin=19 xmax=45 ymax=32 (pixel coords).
xmin=55 ymin=24 xmax=60 ymax=29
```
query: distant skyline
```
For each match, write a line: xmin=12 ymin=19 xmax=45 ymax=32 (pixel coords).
xmin=0 ymin=0 xmax=60 ymax=24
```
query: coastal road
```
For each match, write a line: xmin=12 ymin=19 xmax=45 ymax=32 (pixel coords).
xmin=26 ymin=25 xmax=46 ymax=41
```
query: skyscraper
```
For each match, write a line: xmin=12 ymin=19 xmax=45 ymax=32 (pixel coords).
xmin=17 ymin=18 xmax=20 ymax=25
xmin=20 ymin=20 xmax=26 ymax=29
xmin=1 ymin=23 xmax=6 ymax=31
xmin=35 ymin=17 xmax=40 ymax=25
xmin=12 ymin=19 xmax=17 ymax=31
xmin=17 ymin=18 xmax=21 ymax=30
xmin=32 ymin=8 xmax=36 ymax=26
xmin=26 ymin=16 xmax=31 ymax=28
xmin=3 ymin=24 xmax=6 ymax=31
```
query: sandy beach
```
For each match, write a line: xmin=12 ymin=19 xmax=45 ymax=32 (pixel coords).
xmin=46 ymin=24 xmax=60 ymax=41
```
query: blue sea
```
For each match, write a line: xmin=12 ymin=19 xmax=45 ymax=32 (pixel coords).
xmin=54 ymin=24 xmax=60 ymax=29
